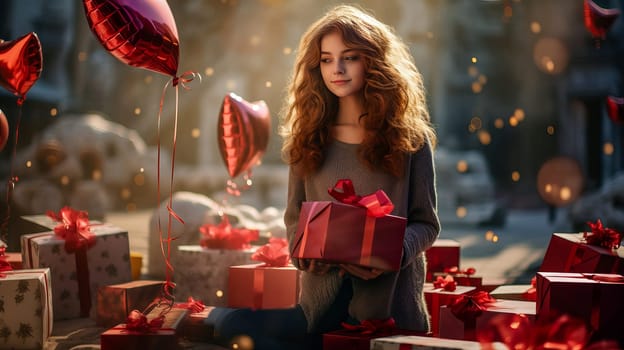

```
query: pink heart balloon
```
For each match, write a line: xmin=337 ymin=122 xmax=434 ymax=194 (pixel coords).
xmin=0 ymin=109 xmax=8 ymax=151
xmin=217 ymin=92 xmax=271 ymax=178
xmin=0 ymin=32 xmax=43 ymax=104
xmin=83 ymin=0 xmax=179 ymax=77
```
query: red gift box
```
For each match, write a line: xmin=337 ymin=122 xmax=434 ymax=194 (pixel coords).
xmin=227 ymin=263 xmax=300 ymax=309
xmin=323 ymin=319 xmax=429 ymax=350
xmin=425 ymin=239 xmax=460 ymax=281
xmin=96 ymin=280 xmax=165 ymax=327
xmin=536 ymin=272 xmax=624 ymax=338
xmin=539 ymin=233 xmax=624 ymax=274
xmin=489 ymin=284 xmax=536 ymax=301
xmin=423 ymin=283 xmax=476 ymax=336
xmin=292 ymin=201 xmax=406 ymax=271
xmin=439 ymin=299 xmax=535 ymax=341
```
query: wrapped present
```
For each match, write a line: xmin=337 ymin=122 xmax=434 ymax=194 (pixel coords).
xmin=172 ymin=245 xmax=257 ymax=306
xmin=4 ymin=215 xmax=58 ymax=252
xmin=323 ymin=318 xmax=429 ymax=350
xmin=489 ymin=283 xmax=536 ymax=302
xmin=423 ymin=281 xmax=476 ymax=336
xmin=438 ymin=293 xmax=535 ymax=341
xmin=100 ymin=304 xmax=189 ymax=350
xmin=21 ymin=208 xmax=132 ymax=320
xmin=539 ymin=232 xmax=623 ymax=275
xmin=0 ymin=268 xmax=53 ymax=349
xmin=292 ymin=179 xmax=406 ymax=271
xmin=424 ymin=239 xmax=460 ymax=281
xmin=370 ymin=335 xmax=508 ymax=349
xmin=435 ymin=266 xmax=482 ymax=289
xmin=536 ymin=272 xmax=624 ymax=339
xmin=96 ymin=280 xmax=165 ymax=327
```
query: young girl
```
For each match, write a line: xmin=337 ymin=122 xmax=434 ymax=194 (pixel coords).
xmin=206 ymin=5 xmax=439 ymax=349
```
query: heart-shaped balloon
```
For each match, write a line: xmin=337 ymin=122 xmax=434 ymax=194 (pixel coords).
xmin=584 ymin=0 xmax=621 ymax=40
xmin=0 ymin=32 xmax=43 ymax=104
xmin=83 ymin=0 xmax=179 ymax=77
xmin=607 ymin=96 xmax=624 ymax=124
xmin=0 ymin=109 xmax=8 ymax=151
xmin=217 ymin=92 xmax=271 ymax=179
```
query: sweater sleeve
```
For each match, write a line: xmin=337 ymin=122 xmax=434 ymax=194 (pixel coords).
xmin=402 ymin=143 xmax=440 ymax=268
xmin=284 ymin=166 xmax=306 ymax=270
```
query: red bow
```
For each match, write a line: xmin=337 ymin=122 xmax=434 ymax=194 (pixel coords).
xmin=251 ymin=237 xmax=290 ymax=267
xmin=444 ymin=266 xmax=476 ymax=276
xmin=583 ymin=219 xmax=621 ymax=249
xmin=125 ymin=309 xmax=165 ymax=333
xmin=0 ymin=247 xmax=13 ymax=277
xmin=340 ymin=317 xmax=396 ymax=335
xmin=174 ymin=296 xmax=205 ymax=313
xmin=199 ymin=216 xmax=259 ymax=250
xmin=521 ymin=276 xmax=537 ymax=301
xmin=450 ymin=291 xmax=496 ymax=321
xmin=433 ymin=275 xmax=457 ymax=291
xmin=328 ymin=179 xmax=394 ymax=217
xmin=47 ymin=207 xmax=96 ymax=253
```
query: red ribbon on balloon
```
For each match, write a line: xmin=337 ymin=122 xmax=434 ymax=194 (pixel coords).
xmin=433 ymin=275 xmax=457 ymax=291
xmin=340 ymin=317 xmax=397 ymax=335
xmin=583 ymin=219 xmax=622 ymax=250
xmin=328 ymin=179 xmax=394 ymax=217
xmin=251 ymin=237 xmax=290 ymax=267
xmin=199 ymin=216 xmax=259 ymax=250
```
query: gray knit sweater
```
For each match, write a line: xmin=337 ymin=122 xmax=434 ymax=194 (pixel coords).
xmin=284 ymin=140 xmax=440 ymax=332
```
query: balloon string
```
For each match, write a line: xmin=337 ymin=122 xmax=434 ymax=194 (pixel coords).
xmin=1 ymin=104 xmax=23 ymax=245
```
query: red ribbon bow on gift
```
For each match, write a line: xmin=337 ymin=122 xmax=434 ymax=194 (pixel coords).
xmin=583 ymin=219 xmax=622 ymax=250
xmin=0 ymin=247 xmax=13 ymax=277
xmin=433 ymin=275 xmax=457 ymax=291
xmin=251 ymin=237 xmax=290 ymax=267
xmin=199 ymin=215 xmax=259 ymax=250
xmin=450 ymin=291 xmax=497 ymax=321
xmin=174 ymin=296 xmax=205 ymax=313
xmin=340 ymin=317 xmax=396 ymax=335
xmin=521 ymin=276 xmax=537 ymax=301
xmin=328 ymin=179 xmax=394 ymax=217
xmin=125 ymin=309 xmax=165 ymax=333
xmin=47 ymin=206 xmax=96 ymax=253
xmin=444 ymin=266 xmax=477 ymax=276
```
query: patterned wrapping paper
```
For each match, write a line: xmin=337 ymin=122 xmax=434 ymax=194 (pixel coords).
xmin=96 ymin=280 xmax=165 ymax=327
xmin=424 ymin=239 xmax=460 ymax=282
xmin=0 ymin=268 xmax=53 ymax=349
xmin=370 ymin=335 xmax=508 ymax=350
xmin=172 ymin=245 xmax=257 ymax=307
xmin=21 ymin=224 xmax=132 ymax=320
xmin=227 ymin=263 xmax=300 ymax=309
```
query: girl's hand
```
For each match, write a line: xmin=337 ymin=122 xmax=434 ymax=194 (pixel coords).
xmin=301 ymin=259 xmax=332 ymax=275
xmin=339 ymin=264 xmax=383 ymax=280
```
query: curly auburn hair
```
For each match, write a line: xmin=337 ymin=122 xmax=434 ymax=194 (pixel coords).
xmin=279 ymin=4 xmax=436 ymax=178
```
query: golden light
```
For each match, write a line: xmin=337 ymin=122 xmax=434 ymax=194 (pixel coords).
xmin=547 ymin=125 xmax=555 ymax=135
xmin=265 ymin=81 xmax=272 ymax=88
xmin=126 ymin=203 xmax=137 ymax=211
xmin=478 ymin=130 xmax=491 ymax=145
xmin=60 ymin=175 xmax=70 ymax=186
xmin=471 ymin=82 xmax=483 ymax=93
xmin=503 ymin=4 xmax=512 ymax=18
xmin=134 ymin=173 xmax=145 ymax=186
xmin=533 ymin=37 xmax=569 ymax=75
xmin=468 ymin=66 xmax=478 ymax=77
xmin=456 ymin=160 xmax=468 ymax=173
xmin=249 ymin=35 xmax=261 ymax=47
xmin=508 ymin=116 xmax=519 ymax=127
xmin=494 ymin=118 xmax=505 ymax=129
xmin=139 ymin=167 xmax=145 ymax=173
xmin=26 ymin=160 xmax=32 ymax=168
xmin=282 ymin=47 xmax=292 ymax=55
xmin=50 ymin=108 xmax=58 ymax=117
xmin=560 ymin=186 xmax=571 ymax=201
xmin=478 ymin=75 xmax=487 ymax=84
xmin=120 ymin=188 xmax=131 ymax=199
xmin=471 ymin=57 xmax=478 ymax=64
xmin=226 ymin=80 xmax=237 ymax=90
xmin=492 ymin=235 xmax=499 ymax=243
xmin=470 ymin=117 xmax=482 ymax=130
xmin=205 ymin=67 xmax=215 ymax=76
xmin=231 ymin=335 xmax=254 ymax=350
xmin=134 ymin=107 xmax=141 ymax=116
xmin=485 ymin=230 xmax=494 ymax=240
xmin=191 ymin=128 xmax=201 ymax=138
xmin=537 ymin=157 xmax=584 ymax=207
xmin=456 ymin=206 xmax=467 ymax=218
xmin=603 ymin=142 xmax=614 ymax=155
xmin=216 ymin=290 xmax=224 ymax=298
xmin=511 ymin=171 xmax=520 ymax=182
xmin=92 ymin=169 xmax=102 ymax=181
xmin=78 ymin=51 xmax=87 ymax=62
xmin=530 ymin=21 xmax=542 ymax=34
xmin=513 ymin=108 xmax=525 ymax=121
xmin=544 ymin=184 xmax=552 ymax=193
xmin=144 ymin=75 xmax=153 ymax=84
xmin=266 ymin=231 xmax=273 ymax=238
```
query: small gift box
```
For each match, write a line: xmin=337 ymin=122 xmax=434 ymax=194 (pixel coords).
xmin=96 ymin=280 xmax=165 ymax=327
xmin=438 ymin=293 xmax=535 ymax=341
xmin=370 ymin=335 xmax=508 ymax=349
xmin=423 ymin=280 xmax=476 ymax=336
xmin=100 ymin=304 xmax=189 ymax=350
xmin=540 ymin=221 xmax=623 ymax=274
xmin=228 ymin=238 xmax=300 ymax=309
xmin=173 ymin=245 xmax=257 ymax=306
xmin=536 ymin=272 xmax=624 ymax=339
xmin=489 ymin=281 xmax=536 ymax=302
xmin=21 ymin=207 xmax=132 ymax=320
xmin=0 ymin=268 xmax=53 ymax=349
xmin=4 ymin=215 xmax=58 ymax=252
xmin=434 ymin=266 xmax=482 ymax=289
xmin=292 ymin=179 xmax=406 ymax=271
xmin=323 ymin=318 xmax=429 ymax=350
xmin=424 ymin=239 xmax=460 ymax=281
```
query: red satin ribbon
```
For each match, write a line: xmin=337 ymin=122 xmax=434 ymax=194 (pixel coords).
xmin=584 ymin=219 xmax=622 ymax=249
xmin=328 ymin=179 xmax=394 ymax=217
xmin=444 ymin=266 xmax=476 ymax=276
xmin=522 ymin=276 xmax=537 ymax=301
xmin=125 ymin=309 xmax=165 ymax=333
xmin=199 ymin=215 xmax=259 ymax=250
xmin=433 ymin=275 xmax=457 ymax=291
xmin=449 ymin=291 xmax=496 ymax=321
xmin=0 ymin=247 xmax=13 ymax=277
xmin=340 ymin=317 xmax=396 ymax=335
xmin=174 ymin=296 xmax=205 ymax=314
xmin=251 ymin=237 xmax=290 ymax=267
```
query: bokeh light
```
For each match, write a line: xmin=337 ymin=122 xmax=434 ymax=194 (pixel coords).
xmin=537 ymin=157 xmax=584 ymax=207
xmin=603 ymin=142 xmax=614 ymax=155
xmin=533 ymin=37 xmax=569 ymax=75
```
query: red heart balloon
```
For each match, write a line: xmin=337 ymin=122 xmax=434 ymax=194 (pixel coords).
xmin=607 ymin=96 xmax=624 ymax=124
xmin=0 ymin=109 xmax=8 ymax=151
xmin=584 ymin=0 xmax=621 ymax=40
xmin=0 ymin=32 xmax=43 ymax=104
xmin=217 ymin=92 xmax=271 ymax=178
xmin=83 ymin=0 xmax=179 ymax=77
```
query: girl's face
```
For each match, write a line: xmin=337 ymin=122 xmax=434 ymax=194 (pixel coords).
xmin=319 ymin=32 xmax=366 ymax=99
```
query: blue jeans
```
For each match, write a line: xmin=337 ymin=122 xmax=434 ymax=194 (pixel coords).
xmin=206 ymin=280 xmax=354 ymax=350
